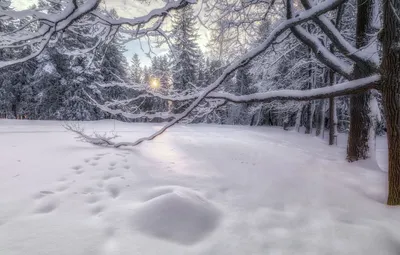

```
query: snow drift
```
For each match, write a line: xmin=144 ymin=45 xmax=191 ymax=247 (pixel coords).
xmin=131 ymin=186 xmax=221 ymax=245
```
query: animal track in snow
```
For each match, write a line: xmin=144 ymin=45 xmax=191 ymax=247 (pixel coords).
xmin=123 ymin=165 xmax=130 ymax=170
xmin=75 ymin=169 xmax=85 ymax=175
xmin=56 ymin=184 xmax=69 ymax=192
xmin=102 ymin=173 xmax=120 ymax=181
xmin=40 ymin=190 xmax=54 ymax=195
xmin=34 ymin=198 xmax=58 ymax=214
xmin=109 ymin=161 xmax=117 ymax=167
xmin=81 ymin=187 xmax=94 ymax=194
xmin=108 ymin=166 xmax=116 ymax=171
xmin=86 ymin=194 xmax=100 ymax=204
xmin=84 ymin=158 xmax=91 ymax=163
xmin=58 ymin=177 xmax=68 ymax=182
xmin=90 ymin=205 xmax=105 ymax=215
xmin=106 ymin=185 xmax=120 ymax=199
xmin=91 ymin=162 xmax=98 ymax=166
xmin=33 ymin=190 xmax=54 ymax=199
xmin=93 ymin=156 xmax=101 ymax=161
xmin=75 ymin=169 xmax=84 ymax=175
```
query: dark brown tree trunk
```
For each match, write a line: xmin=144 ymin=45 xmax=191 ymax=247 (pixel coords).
xmin=327 ymin=6 xmax=344 ymax=145
xmin=315 ymin=99 xmax=324 ymax=136
xmin=347 ymin=92 xmax=371 ymax=160
xmin=304 ymin=103 xmax=312 ymax=134
xmin=328 ymin=67 xmax=336 ymax=145
xmin=315 ymin=69 xmax=328 ymax=137
xmin=346 ymin=0 xmax=374 ymax=161
xmin=329 ymin=98 xmax=336 ymax=145
xmin=380 ymin=0 xmax=400 ymax=205
xmin=304 ymin=46 xmax=313 ymax=134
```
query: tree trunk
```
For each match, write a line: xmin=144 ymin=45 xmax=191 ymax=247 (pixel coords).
xmin=380 ymin=0 xmax=400 ymax=205
xmin=317 ymin=68 xmax=330 ymax=137
xmin=347 ymin=92 xmax=371 ymax=160
xmin=329 ymin=96 xmax=336 ymax=145
xmin=295 ymin=104 xmax=303 ymax=132
xmin=304 ymin=103 xmax=312 ymax=134
xmin=346 ymin=0 xmax=374 ymax=161
xmin=310 ymin=101 xmax=315 ymax=134
xmin=315 ymin=99 xmax=324 ymax=136
xmin=328 ymin=67 xmax=337 ymax=145
xmin=305 ymin=45 xmax=313 ymax=134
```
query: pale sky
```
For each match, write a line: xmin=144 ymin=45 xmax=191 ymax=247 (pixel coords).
xmin=11 ymin=0 xmax=210 ymax=67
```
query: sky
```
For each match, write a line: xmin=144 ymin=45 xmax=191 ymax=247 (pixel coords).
xmin=11 ymin=0 xmax=210 ymax=67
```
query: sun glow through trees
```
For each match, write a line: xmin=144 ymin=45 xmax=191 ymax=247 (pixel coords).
xmin=150 ymin=78 xmax=160 ymax=89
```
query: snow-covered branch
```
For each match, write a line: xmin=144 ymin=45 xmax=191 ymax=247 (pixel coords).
xmin=286 ymin=0 xmax=352 ymax=79
xmin=65 ymin=98 xmax=227 ymax=147
xmin=208 ymin=75 xmax=380 ymax=103
xmin=83 ymin=91 xmax=178 ymax=121
xmin=73 ymin=72 xmax=379 ymax=148
xmin=91 ymin=0 xmax=195 ymax=26
xmin=66 ymin=0 xmax=350 ymax=148
xmin=0 ymin=0 xmax=195 ymax=68
xmin=63 ymin=123 xmax=119 ymax=146
xmin=290 ymin=25 xmax=353 ymax=79
xmin=300 ymin=0 xmax=379 ymax=70
xmin=94 ymin=71 xmax=378 ymax=106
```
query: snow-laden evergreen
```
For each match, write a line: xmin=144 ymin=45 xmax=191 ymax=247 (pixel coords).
xmin=170 ymin=5 xmax=201 ymax=93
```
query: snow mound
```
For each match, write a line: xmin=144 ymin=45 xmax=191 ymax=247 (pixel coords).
xmin=131 ymin=186 xmax=221 ymax=245
xmin=142 ymin=186 xmax=178 ymax=201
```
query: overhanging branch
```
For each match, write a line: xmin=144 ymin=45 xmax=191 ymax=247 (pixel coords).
xmin=300 ymin=0 xmax=379 ymax=71
xmin=208 ymin=75 xmax=381 ymax=103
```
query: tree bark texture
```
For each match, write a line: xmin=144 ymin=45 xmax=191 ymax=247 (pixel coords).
xmin=380 ymin=0 xmax=400 ymax=205
xmin=346 ymin=0 xmax=374 ymax=161
xmin=329 ymin=67 xmax=337 ymax=145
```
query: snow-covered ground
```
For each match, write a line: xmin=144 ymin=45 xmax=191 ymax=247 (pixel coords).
xmin=1 ymin=120 xmax=400 ymax=255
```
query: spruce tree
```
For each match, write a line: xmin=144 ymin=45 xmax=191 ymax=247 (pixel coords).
xmin=170 ymin=5 xmax=200 ymax=93
xmin=130 ymin=53 xmax=142 ymax=84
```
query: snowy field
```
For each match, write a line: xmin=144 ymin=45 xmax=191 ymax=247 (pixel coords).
xmin=1 ymin=120 xmax=400 ymax=255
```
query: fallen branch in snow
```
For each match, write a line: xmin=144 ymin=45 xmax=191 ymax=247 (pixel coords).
xmin=65 ymin=99 xmax=227 ymax=148
xmin=63 ymin=123 xmax=119 ymax=146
